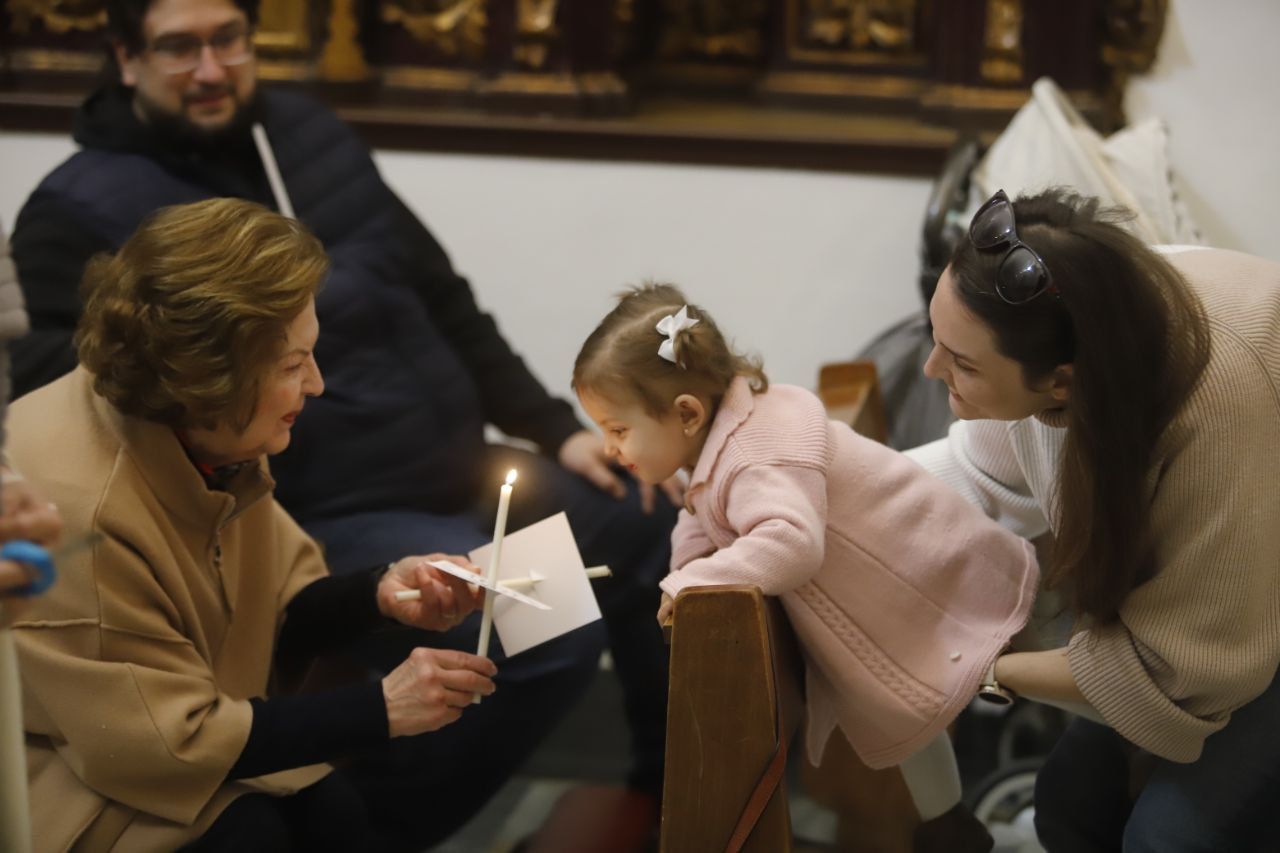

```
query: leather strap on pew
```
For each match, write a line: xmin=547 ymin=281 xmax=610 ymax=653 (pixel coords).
xmin=723 ymin=646 xmax=789 ymax=853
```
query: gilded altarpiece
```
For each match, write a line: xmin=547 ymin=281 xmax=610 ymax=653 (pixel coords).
xmin=1 ymin=0 xmax=1167 ymax=173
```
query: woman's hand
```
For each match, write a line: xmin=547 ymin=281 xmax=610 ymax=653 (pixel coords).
xmin=0 ymin=469 xmax=64 ymax=624
xmin=376 ymin=553 xmax=486 ymax=632
xmin=382 ymin=647 xmax=498 ymax=737
xmin=0 ymin=469 xmax=63 ymax=548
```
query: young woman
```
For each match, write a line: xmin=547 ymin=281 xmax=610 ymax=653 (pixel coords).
xmin=909 ymin=187 xmax=1280 ymax=850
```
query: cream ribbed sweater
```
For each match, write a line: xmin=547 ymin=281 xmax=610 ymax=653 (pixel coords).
xmin=908 ymin=247 xmax=1280 ymax=763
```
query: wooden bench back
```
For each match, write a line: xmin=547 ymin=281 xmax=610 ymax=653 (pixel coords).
xmin=817 ymin=360 xmax=889 ymax=444
xmin=660 ymin=586 xmax=803 ymax=852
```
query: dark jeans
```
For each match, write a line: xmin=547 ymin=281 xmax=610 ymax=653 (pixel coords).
xmin=179 ymin=772 xmax=369 ymax=853
xmin=299 ymin=444 xmax=674 ymax=851
xmin=1034 ymin=665 xmax=1280 ymax=852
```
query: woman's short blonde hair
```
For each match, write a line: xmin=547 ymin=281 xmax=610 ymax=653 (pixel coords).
xmin=75 ymin=197 xmax=328 ymax=430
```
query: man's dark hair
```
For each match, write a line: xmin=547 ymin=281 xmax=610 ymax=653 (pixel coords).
xmin=105 ymin=0 xmax=260 ymax=55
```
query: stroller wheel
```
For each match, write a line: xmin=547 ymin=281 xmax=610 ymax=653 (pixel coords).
xmin=996 ymin=703 xmax=1070 ymax=766
xmin=967 ymin=758 xmax=1043 ymax=850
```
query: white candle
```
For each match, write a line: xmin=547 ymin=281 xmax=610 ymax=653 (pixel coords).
xmin=474 ymin=469 xmax=517 ymax=702
xmin=498 ymin=565 xmax=612 ymax=591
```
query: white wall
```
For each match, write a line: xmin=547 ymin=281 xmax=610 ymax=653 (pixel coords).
xmin=0 ymin=135 xmax=931 ymax=401
xmin=3 ymin=0 xmax=1276 ymax=405
xmin=1124 ymin=0 xmax=1280 ymax=257
xmin=378 ymin=155 xmax=929 ymax=399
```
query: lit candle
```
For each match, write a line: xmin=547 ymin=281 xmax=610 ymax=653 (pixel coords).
xmin=474 ymin=469 xmax=517 ymax=702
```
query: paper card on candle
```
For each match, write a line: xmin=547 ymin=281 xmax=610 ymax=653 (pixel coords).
xmin=426 ymin=560 xmax=551 ymax=610
xmin=468 ymin=512 xmax=601 ymax=656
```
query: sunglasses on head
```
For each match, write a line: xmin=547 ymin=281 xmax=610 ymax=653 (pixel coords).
xmin=968 ymin=189 xmax=1059 ymax=305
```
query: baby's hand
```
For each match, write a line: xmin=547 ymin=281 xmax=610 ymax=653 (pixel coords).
xmin=656 ymin=591 xmax=675 ymax=627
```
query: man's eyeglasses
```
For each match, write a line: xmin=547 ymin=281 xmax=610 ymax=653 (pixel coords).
xmin=968 ymin=189 xmax=1058 ymax=305
xmin=147 ymin=26 xmax=253 ymax=76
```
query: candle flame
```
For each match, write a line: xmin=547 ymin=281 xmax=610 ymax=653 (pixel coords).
xmin=505 ymin=469 xmax=518 ymax=486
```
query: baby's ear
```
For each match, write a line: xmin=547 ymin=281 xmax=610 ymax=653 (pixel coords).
xmin=673 ymin=393 xmax=707 ymax=435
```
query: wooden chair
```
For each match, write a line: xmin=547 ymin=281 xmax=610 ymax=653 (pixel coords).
xmin=816 ymin=360 xmax=888 ymax=445
xmin=659 ymin=360 xmax=922 ymax=853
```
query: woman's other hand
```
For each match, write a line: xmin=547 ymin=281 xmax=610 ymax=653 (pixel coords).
xmin=382 ymin=648 xmax=497 ymax=737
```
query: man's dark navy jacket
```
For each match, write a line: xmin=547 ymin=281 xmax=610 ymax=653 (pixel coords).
xmin=11 ymin=85 xmax=582 ymax=521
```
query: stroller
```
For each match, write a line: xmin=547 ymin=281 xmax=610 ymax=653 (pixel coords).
xmin=856 ymin=76 xmax=1203 ymax=848
xmin=863 ymin=75 xmax=1201 ymax=454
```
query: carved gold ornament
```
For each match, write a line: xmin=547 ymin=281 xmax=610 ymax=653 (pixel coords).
xmin=659 ymin=0 xmax=767 ymax=60
xmin=382 ymin=0 xmax=488 ymax=59
xmin=514 ymin=0 xmax=560 ymax=69
xmin=980 ymin=0 xmax=1023 ymax=83
xmin=1102 ymin=0 xmax=1167 ymax=75
xmin=801 ymin=0 xmax=917 ymax=53
xmin=9 ymin=0 xmax=106 ymax=34
xmin=319 ymin=0 xmax=370 ymax=81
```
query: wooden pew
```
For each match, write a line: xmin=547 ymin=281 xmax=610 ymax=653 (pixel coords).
xmin=659 ymin=586 xmax=804 ymax=852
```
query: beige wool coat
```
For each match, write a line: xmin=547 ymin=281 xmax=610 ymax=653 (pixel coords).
xmin=7 ymin=368 xmax=331 ymax=852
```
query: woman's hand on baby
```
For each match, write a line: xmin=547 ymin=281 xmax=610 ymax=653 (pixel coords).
xmin=377 ymin=553 xmax=486 ymax=631
xmin=382 ymin=647 xmax=497 ymax=737
xmin=656 ymin=592 xmax=675 ymax=627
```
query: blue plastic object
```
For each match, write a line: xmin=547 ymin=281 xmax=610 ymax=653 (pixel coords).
xmin=1 ymin=540 xmax=55 ymax=596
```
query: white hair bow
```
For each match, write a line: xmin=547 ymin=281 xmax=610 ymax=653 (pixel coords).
xmin=655 ymin=305 xmax=699 ymax=366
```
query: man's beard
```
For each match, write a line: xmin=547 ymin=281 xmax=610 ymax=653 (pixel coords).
xmin=134 ymin=86 xmax=260 ymax=152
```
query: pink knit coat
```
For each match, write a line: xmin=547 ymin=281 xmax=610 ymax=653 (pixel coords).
xmin=660 ymin=378 xmax=1038 ymax=769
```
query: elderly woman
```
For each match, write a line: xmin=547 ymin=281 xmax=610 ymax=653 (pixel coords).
xmin=7 ymin=198 xmax=497 ymax=852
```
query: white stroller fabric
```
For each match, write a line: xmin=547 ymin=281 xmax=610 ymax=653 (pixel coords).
xmin=967 ymin=76 xmax=1202 ymax=246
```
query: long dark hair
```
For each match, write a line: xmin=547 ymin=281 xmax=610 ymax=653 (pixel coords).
xmin=949 ymin=189 xmax=1211 ymax=625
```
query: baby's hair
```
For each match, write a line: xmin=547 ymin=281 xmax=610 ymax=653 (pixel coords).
xmin=573 ymin=282 xmax=768 ymax=416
